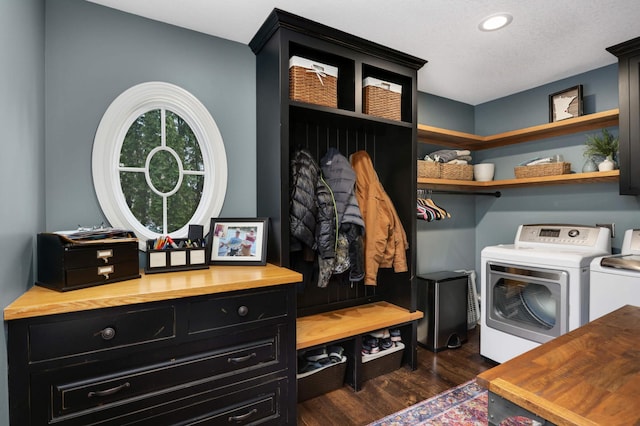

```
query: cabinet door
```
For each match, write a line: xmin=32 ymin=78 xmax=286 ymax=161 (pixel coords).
xmin=617 ymin=52 xmax=640 ymax=194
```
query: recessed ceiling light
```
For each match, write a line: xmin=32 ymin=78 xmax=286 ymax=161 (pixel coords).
xmin=479 ymin=13 xmax=513 ymax=31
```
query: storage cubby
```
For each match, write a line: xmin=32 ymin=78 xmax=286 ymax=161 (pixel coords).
xmin=289 ymin=42 xmax=355 ymax=112
xmin=250 ymin=8 xmax=426 ymax=395
xmin=362 ymin=63 xmax=413 ymax=122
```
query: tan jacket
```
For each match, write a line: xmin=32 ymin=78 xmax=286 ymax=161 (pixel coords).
xmin=350 ymin=151 xmax=408 ymax=285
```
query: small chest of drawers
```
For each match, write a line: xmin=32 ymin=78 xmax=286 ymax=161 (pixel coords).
xmin=37 ymin=232 xmax=140 ymax=291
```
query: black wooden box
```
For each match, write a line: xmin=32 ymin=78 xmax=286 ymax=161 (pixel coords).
xmin=37 ymin=231 xmax=141 ymax=292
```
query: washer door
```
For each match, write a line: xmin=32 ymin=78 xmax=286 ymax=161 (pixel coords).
xmin=520 ymin=285 xmax=556 ymax=327
xmin=486 ymin=262 xmax=569 ymax=344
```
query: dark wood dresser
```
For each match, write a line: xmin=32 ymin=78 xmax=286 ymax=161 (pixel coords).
xmin=5 ymin=264 xmax=301 ymax=425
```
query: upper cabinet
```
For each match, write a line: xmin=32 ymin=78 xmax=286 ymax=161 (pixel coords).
xmin=607 ymin=36 xmax=640 ymax=195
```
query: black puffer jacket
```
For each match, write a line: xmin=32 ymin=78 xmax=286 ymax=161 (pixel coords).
xmin=289 ymin=149 xmax=320 ymax=251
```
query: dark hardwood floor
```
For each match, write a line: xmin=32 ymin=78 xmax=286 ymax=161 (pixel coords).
xmin=297 ymin=326 xmax=497 ymax=425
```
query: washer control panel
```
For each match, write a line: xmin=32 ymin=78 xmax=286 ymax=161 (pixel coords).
xmin=516 ymin=224 xmax=607 ymax=248
xmin=622 ymin=229 xmax=640 ymax=255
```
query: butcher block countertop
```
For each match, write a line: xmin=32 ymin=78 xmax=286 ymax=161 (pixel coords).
xmin=4 ymin=264 xmax=302 ymax=321
xmin=477 ymin=305 xmax=640 ymax=426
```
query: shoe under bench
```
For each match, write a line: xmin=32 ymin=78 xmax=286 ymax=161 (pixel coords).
xmin=297 ymin=301 xmax=423 ymax=391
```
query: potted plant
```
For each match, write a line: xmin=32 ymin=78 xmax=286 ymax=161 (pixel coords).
xmin=583 ymin=128 xmax=619 ymax=171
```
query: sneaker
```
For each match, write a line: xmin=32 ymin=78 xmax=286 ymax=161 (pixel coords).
xmin=389 ymin=328 xmax=402 ymax=344
xmin=362 ymin=335 xmax=380 ymax=355
xmin=379 ymin=337 xmax=393 ymax=350
xmin=327 ymin=345 xmax=344 ymax=363
xmin=370 ymin=328 xmax=390 ymax=339
xmin=298 ymin=360 xmax=324 ymax=374
xmin=305 ymin=347 xmax=330 ymax=364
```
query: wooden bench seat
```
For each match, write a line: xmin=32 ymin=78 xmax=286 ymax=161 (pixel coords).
xmin=296 ymin=301 xmax=423 ymax=350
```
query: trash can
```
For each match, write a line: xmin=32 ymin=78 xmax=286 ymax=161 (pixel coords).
xmin=417 ymin=271 xmax=469 ymax=352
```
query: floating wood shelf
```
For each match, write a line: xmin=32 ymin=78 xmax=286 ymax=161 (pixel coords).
xmin=418 ymin=109 xmax=619 ymax=150
xmin=418 ymin=170 xmax=619 ymax=191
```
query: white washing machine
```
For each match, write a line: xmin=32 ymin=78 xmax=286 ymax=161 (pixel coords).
xmin=590 ymin=229 xmax=640 ymax=321
xmin=481 ymin=224 xmax=611 ymax=364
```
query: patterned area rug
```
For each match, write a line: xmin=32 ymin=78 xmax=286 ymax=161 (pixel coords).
xmin=368 ymin=380 xmax=488 ymax=426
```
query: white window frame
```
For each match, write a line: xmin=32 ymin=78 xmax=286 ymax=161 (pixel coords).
xmin=92 ymin=82 xmax=227 ymax=251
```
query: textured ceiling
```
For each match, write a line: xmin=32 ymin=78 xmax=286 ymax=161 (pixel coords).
xmin=87 ymin=0 xmax=640 ymax=105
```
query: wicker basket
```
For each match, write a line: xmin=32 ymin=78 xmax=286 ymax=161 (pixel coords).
xmin=441 ymin=163 xmax=473 ymax=180
xmin=289 ymin=56 xmax=338 ymax=108
xmin=363 ymin=77 xmax=401 ymax=121
xmin=418 ymin=160 xmax=440 ymax=178
xmin=514 ymin=162 xmax=571 ymax=179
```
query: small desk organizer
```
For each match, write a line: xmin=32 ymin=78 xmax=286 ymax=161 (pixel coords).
xmin=144 ymin=238 xmax=209 ymax=274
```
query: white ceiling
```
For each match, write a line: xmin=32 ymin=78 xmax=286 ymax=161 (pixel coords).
xmin=87 ymin=0 xmax=640 ymax=105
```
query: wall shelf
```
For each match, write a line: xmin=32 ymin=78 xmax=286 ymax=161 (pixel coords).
xmin=418 ymin=170 xmax=619 ymax=191
xmin=417 ymin=109 xmax=620 ymax=191
xmin=418 ymin=108 xmax=619 ymax=150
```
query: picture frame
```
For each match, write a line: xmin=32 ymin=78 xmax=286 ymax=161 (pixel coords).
xmin=549 ymin=85 xmax=583 ymax=122
xmin=208 ymin=218 xmax=268 ymax=265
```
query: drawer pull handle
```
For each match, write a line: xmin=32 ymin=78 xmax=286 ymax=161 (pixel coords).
xmin=237 ymin=305 xmax=249 ymax=317
xmin=228 ymin=408 xmax=257 ymax=422
xmin=96 ymin=249 xmax=113 ymax=263
xmin=87 ymin=382 xmax=130 ymax=398
xmin=97 ymin=265 xmax=114 ymax=280
xmin=99 ymin=327 xmax=116 ymax=340
xmin=228 ymin=352 xmax=257 ymax=364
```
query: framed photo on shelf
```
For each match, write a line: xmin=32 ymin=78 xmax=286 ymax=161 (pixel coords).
xmin=208 ymin=218 xmax=268 ymax=265
xmin=549 ymin=85 xmax=583 ymax=122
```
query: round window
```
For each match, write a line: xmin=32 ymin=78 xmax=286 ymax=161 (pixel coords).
xmin=92 ymin=82 xmax=227 ymax=250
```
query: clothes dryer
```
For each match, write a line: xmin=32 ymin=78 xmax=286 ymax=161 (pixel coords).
xmin=481 ymin=224 xmax=611 ymax=364
xmin=589 ymin=229 xmax=640 ymax=321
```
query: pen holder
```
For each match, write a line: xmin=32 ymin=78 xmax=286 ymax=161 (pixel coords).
xmin=144 ymin=238 xmax=209 ymax=274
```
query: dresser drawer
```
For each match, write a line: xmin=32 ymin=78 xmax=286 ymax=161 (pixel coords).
xmin=52 ymin=334 xmax=279 ymax=419
xmin=29 ymin=305 xmax=175 ymax=361
xmin=138 ymin=378 xmax=287 ymax=425
xmin=188 ymin=288 xmax=289 ymax=334
xmin=63 ymin=260 xmax=140 ymax=289
xmin=64 ymin=243 xmax=137 ymax=268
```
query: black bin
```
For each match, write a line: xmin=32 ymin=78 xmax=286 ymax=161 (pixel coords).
xmin=417 ymin=271 xmax=468 ymax=352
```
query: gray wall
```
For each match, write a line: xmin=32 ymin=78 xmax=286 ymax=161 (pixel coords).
xmin=0 ymin=0 xmax=45 ymax=422
xmin=45 ymin=0 xmax=257 ymax=231
xmin=416 ymin=93 xmax=478 ymax=275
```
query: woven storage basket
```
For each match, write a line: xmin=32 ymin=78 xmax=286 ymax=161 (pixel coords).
xmin=441 ymin=163 xmax=473 ymax=180
xmin=289 ymin=56 xmax=338 ymax=108
xmin=514 ymin=162 xmax=571 ymax=179
xmin=418 ymin=160 xmax=440 ymax=178
xmin=363 ymin=77 xmax=402 ymax=121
